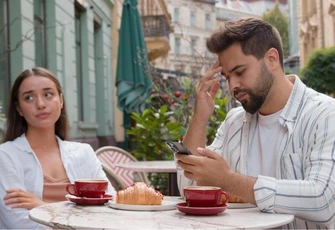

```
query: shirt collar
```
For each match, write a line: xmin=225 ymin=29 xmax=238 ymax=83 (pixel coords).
xmin=279 ymin=75 xmax=306 ymax=125
xmin=244 ymin=75 xmax=306 ymax=125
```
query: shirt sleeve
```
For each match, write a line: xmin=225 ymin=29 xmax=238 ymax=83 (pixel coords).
xmin=0 ymin=150 xmax=48 ymax=229
xmin=81 ymin=144 xmax=117 ymax=196
xmin=254 ymin=111 xmax=335 ymax=226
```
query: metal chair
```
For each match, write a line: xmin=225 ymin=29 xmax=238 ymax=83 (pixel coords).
xmin=95 ymin=146 xmax=150 ymax=186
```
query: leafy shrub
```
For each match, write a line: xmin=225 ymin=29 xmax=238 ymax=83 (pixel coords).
xmin=127 ymin=76 xmax=228 ymax=194
xmin=301 ymin=46 xmax=335 ymax=95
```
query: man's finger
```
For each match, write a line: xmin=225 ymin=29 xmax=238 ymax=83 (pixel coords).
xmin=196 ymin=147 xmax=219 ymax=159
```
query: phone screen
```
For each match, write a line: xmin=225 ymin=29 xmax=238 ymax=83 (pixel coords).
xmin=166 ymin=141 xmax=193 ymax=155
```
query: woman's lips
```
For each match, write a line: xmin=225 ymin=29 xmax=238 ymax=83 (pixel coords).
xmin=36 ymin=112 xmax=50 ymax=119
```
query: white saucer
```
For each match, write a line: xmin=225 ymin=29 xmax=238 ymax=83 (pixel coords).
xmin=109 ymin=199 xmax=178 ymax=211
xmin=227 ymin=202 xmax=256 ymax=209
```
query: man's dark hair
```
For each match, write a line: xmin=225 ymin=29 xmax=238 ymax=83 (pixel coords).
xmin=206 ymin=17 xmax=284 ymax=69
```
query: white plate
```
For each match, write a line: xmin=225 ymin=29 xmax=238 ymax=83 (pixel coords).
xmin=109 ymin=199 xmax=178 ymax=211
xmin=227 ymin=202 xmax=256 ymax=209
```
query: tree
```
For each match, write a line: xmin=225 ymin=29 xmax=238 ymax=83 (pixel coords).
xmin=301 ymin=46 xmax=335 ymax=95
xmin=262 ymin=1 xmax=289 ymax=57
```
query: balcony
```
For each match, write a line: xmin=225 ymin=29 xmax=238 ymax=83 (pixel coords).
xmin=142 ymin=15 xmax=170 ymax=38
xmin=141 ymin=15 xmax=171 ymax=61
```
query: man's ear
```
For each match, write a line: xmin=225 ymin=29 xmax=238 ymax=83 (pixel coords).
xmin=265 ymin=48 xmax=280 ymax=70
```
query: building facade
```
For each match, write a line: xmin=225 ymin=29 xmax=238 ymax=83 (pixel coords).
xmin=298 ymin=0 xmax=335 ymax=67
xmin=0 ymin=0 xmax=116 ymax=149
xmin=154 ymin=0 xmax=217 ymax=77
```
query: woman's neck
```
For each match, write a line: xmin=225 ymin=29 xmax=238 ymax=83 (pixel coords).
xmin=25 ymin=128 xmax=58 ymax=150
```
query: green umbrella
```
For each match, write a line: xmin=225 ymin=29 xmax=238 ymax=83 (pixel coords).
xmin=116 ymin=0 xmax=152 ymax=114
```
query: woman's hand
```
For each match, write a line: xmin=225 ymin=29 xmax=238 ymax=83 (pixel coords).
xmin=3 ymin=189 xmax=46 ymax=210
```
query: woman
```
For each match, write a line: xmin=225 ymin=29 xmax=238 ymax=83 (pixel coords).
xmin=0 ymin=67 xmax=116 ymax=228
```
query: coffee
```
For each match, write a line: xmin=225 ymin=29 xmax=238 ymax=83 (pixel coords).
xmin=183 ymin=186 xmax=228 ymax=207
xmin=66 ymin=179 xmax=108 ymax=198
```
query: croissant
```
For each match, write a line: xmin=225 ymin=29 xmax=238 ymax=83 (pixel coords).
xmin=228 ymin=194 xmax=246 ymax=203
xmin=115 ymin=182 xmax=163 ymax=205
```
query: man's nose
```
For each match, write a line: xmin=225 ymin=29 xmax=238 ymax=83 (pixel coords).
xmin=228 ymin=77 xmax=240 ymax=92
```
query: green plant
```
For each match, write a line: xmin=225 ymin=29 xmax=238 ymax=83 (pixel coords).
xmin=127 ymin=76 xmax=228 ymax=194
xmin=301 ymin=46 xmax=335 ymax=95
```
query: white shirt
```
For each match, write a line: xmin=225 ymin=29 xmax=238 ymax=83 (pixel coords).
xmin=177 ymin=75 xmax=335 ymax=229
xmin=247 ymin=110 xmax=285 ymax=177
xmin=0 ymin=134 xmax=116 ymax=229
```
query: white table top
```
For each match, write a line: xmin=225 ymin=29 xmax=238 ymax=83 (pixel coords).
xmin=29 ymin=197 xmax=294 ymax=229
xmin=117 ymin=160 xmax=177 ymax=173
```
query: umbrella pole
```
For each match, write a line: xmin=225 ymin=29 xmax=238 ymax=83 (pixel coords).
xmin=123 ymin=112 xmax=131 ymax=151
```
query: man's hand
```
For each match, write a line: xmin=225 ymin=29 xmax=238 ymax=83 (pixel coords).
xmin=193 ymin=60 xmax=222 ymax=121
xmin=176 ymin=147 xmax=257 ymax=204
xmin=3 ymin=189 xmax=46 ymax=210
xmin=175 ymin=147 xmax=232 ymax=188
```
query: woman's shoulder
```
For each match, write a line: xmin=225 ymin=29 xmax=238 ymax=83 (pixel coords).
xmin=0 ymin=135 xmax=27 ymax=152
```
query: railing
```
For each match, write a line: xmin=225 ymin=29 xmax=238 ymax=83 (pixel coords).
xmin=141 ymin=15 xmax=170 ymax=38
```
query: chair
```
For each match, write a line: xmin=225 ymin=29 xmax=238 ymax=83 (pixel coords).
xmin=101 ymin=163 xmax=127 ymax=191
xmin=95 ymin=146 xmax=150 ymax=186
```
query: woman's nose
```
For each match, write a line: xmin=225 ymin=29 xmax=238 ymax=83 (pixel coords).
xmin=36 ymin=96 xmax=46 ymax=109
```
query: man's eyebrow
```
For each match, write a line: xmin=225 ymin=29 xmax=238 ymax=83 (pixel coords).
xmin=221 ymin=64 xmax=246 ymax=77
xmin=229 ymin=65 xmax=245 ymax=73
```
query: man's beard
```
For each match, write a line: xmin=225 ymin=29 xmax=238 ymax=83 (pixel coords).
xmin=234 ymin=62 xmax=274 ymax=114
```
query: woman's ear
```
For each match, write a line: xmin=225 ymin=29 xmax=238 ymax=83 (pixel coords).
xmin=60 ymin=94 xmax=64 ymax=109
xmin=16 ymin=103 xmax=23 ymax=116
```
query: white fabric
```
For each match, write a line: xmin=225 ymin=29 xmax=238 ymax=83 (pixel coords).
xmin=247 ymin=110 xmax=285 ymax=178
xmin=0 ymin=134 xmax=116 ymax=229
xmin=177 ymin=75 xmax=335 ymax=229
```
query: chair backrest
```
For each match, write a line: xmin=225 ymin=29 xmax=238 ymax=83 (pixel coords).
xmin=95 ymin=146 xmax=150 ymax=186
xmin=101 ymin=163 xmax=127 ymax=191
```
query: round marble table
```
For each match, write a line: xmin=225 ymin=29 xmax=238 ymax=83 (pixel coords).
xmin=29 ymin=197 xmax=294 ymax=229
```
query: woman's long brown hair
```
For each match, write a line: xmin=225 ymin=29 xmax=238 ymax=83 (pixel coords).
xmin=1 ymin=67 xmax=69 ymax=143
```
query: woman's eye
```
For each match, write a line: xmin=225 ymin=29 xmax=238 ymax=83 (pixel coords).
xmin=25 ymin=96 xmax=33 ymax=101
xmin=45 ymin=92 xmax=53 ymax=98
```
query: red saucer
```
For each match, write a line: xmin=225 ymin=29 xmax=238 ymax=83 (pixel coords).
xmin=175 ymin=202 xmax=227 ymax=215
xmin=65 ymin=194 xmax=113 ymax=205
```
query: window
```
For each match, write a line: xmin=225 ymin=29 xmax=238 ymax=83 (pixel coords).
xmin=75 ymin=7 xmax=84 ymax=121
xmin=190 ymin=38 xmax=197 ymax=55
xmin=205 ymin=13 xmax=211 ymax=30
xmin=34 ymin=0 xmax=47 ymax=67
xmin=174 ymin=8 xmax=179 ymax=22
xmin=175 ymin=64 xmax=185 ymax=72
xmin=0 ymin=0 xmax=10 ymax=118
xmin=190 ymin=11 xmax=195 ymax=27
xmin=175 ymin=37 xmax=180 ymax=54
xmin=191 ymin=66 xmax=201 ymax=75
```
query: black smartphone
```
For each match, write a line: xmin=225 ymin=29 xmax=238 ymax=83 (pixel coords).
xmin=165 ymin=141 xmax=193 ymax=155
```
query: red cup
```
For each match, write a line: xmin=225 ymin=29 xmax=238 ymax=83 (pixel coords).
xmin=66 ymin=179 xmax=108 ymax=198
xmin=183 ymin=186 xmax=228 ymax=207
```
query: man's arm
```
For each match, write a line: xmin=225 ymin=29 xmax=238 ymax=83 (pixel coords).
xmin=182 ymin=61 xmax=222 ymax=154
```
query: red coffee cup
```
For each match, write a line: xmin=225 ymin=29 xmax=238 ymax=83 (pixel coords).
xmin=66 ymin=179 xmax=108 ymax=198
xmin=183 ymin=186 xmax=228 ymax=207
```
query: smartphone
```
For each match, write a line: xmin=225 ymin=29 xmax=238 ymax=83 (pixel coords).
xmin=165 ymin=141 xmax=193 ymax=155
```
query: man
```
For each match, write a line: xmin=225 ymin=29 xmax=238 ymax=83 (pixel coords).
xmin=175 ymin=17 xmax=335 ymax=229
